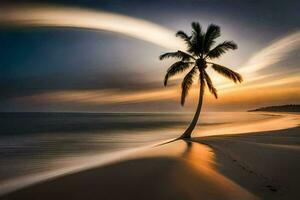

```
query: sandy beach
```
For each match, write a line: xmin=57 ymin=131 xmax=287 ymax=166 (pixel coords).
xmin=1 ymin=113 xmax=300 ymax=200
xmin=196 ymin=125 xmax=300 ymax=199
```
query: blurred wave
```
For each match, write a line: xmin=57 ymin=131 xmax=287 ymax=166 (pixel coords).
xmin=0 ymin=111 xmax=276 ymax=191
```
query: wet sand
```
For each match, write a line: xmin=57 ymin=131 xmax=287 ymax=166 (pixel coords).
xmin=195 ymin=125 xmax=300 ymax=199
xmin=1 ymin=113 xmax=299 ymax=200
xmin=1 ymin=139 xmax=257 ymax=200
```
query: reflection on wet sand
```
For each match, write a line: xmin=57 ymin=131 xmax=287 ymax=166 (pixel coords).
xmin=174 ymin=140 xmax=257 ymax=200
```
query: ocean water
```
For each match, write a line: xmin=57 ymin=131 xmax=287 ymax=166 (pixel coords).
xmin=0 ymin=112 xmax=272 ymax=192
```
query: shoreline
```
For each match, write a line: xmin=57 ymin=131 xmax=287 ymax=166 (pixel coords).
xmin=1 ymin=140 xmax=258 ymax=200
xmin=196 ymin=112 xmax=300 ymax=137
xmin=1 ymin=113 xmax=300 ymax=199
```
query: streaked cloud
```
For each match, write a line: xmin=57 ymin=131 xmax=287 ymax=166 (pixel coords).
xmin=5 ymin=28 xmax=300 ymax=110
xmin=1 ymin=4 xmax=299 ymax=79
xmin=239 ymin=31 xmax=300 ymax=74
xmin=0 ymin=4 xmax=299 ymax=111
xmin=0 ymin=4 xmax=185 ymax=50
xmin=14 ymin=88 xmax=178 ymax=106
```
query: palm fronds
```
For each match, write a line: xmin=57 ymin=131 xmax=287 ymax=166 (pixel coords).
xmin=176 ymin=30 xmax=190 ymax=41
xmin=191 ymin=22 xmax=202 ymax=36
xmin=203 ymin=70 xmax=218 ymax=98
xmin=203 ymin=24 xmax=220 ymax=54
xmin=190 ymin=22 xmax=204 ymax=56
xmin=159 ymin=50 xmax=195 ymax=61
xmin=211 ymin=63 xmax=243 ymax=83
xmin=206 ymin=41 xmax=237 ymax=59
xmin=176 ymin=31 xmax=193 ymax=52
xmin=160 ymin=22 xmax=242 ymax=107
xmin=164 ymin=61 xmax=192 ymax=86
xmin=181 ymin=66 xmax=198 ymax=105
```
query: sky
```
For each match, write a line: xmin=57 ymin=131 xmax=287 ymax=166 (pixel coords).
xmin=0 ymin=0 xmax=299 ymax=112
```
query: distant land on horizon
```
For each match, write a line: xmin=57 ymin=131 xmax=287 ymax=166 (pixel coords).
xmin=248 ymin=104 xmax=300 ymax=112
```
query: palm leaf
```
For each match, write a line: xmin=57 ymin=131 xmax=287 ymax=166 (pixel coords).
xmin=211 ymin=63 xmax=243 ymax=83
xmin=164 ymin=61 xmax=192 ymax=86
xmin=159 ymin=51 xmax=195 ymax=61
xmin=176 ymin=30 xmax=190 ymax=41
xmin=206 ymin=41 xmax=237 ymax=59
xmin=203 ymin=70 xmax=218 ymax=98
xmin=203 ymin=24 xmax=220 ymax=54
xmin=190 ymin=22 xmax=204 ymax=56
xmin=181 ymin=66 xmax=198 ymax=105
xmin=191 ymin=22 xmax=202 ymax=36
xmin=176 ymin=31 xmax=193 ymax=52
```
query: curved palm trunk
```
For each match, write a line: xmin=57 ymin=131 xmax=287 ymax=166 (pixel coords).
xmin=179 ymin=78 xmax=205 ymax=139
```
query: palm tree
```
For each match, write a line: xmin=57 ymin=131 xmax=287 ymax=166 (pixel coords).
xmin=159 ymin=22 xmax=243 ymax=139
